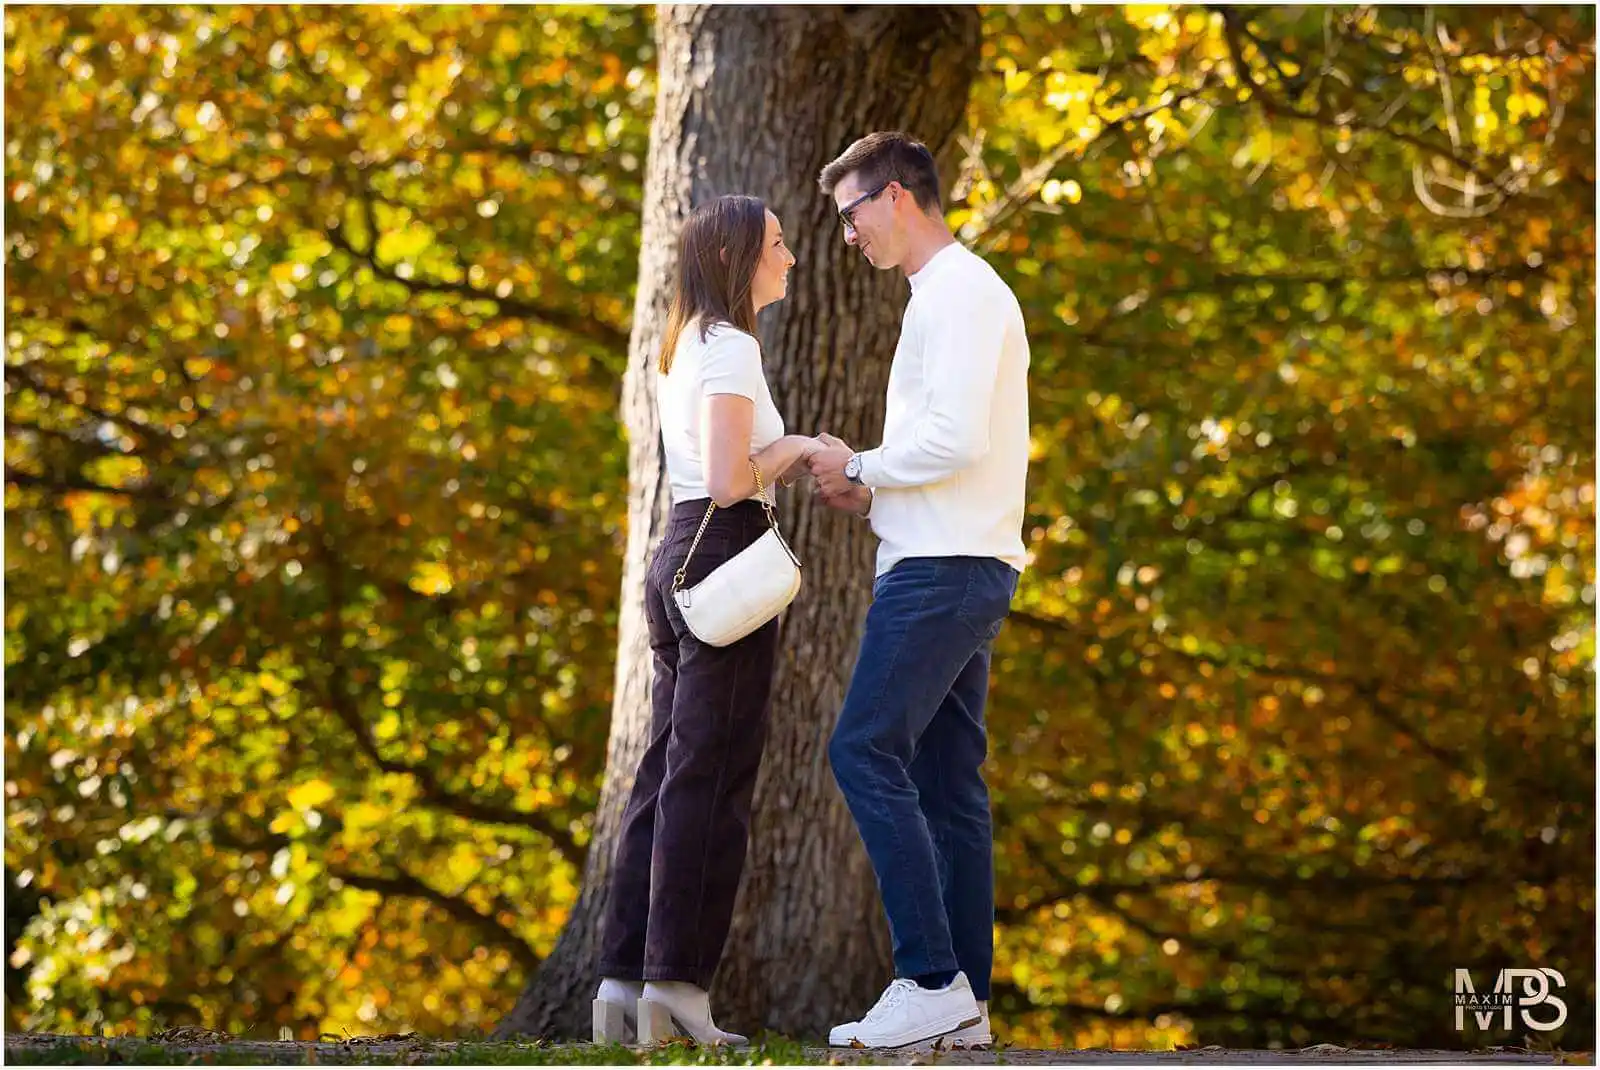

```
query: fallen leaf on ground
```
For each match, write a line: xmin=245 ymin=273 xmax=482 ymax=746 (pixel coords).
xmin=150 ymin=1028 xmax=235 ymax=1044
xmin=338 ymin=1032 xmax=421 ymax=1045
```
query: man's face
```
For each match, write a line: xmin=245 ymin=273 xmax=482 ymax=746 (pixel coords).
xmin=832 ymin=173 xmax=899 ymax=269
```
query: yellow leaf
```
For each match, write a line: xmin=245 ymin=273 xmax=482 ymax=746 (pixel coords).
xmin=345 ymin=802 xmax=388 ymax=832
xmin=258 ymin=671 xmax=290 ymax=698
xmin=494 ymin=25 xmax=521 ymax=59
xmin=287 ymin=779 xmax=336 ymax=812
xmin=410 ymin=562 xmax=453 ymax=596
xmin=446 ymin=845 xmax=481 ymax=885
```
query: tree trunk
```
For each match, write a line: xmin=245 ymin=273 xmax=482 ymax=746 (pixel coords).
xmin=496 ymin=4 xmax=982 ymax=1040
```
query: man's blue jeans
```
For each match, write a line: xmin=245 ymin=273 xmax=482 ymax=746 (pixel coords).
xmin=828 ymin=555 xmax=1019 ymax=1000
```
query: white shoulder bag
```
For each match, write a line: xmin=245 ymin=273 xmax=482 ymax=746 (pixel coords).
xmin=671 ymin=462 xmax=802 ymax=647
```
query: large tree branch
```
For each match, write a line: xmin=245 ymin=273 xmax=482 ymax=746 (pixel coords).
xmin=434 ymin=133 xmax=641 ymax=198
xmin=1008 ymin=608 xmax=1388 ymax=692
xmin=2 ymin=582 xmax=225 ymax=708
xmin=325 ymin=206 xmax=630 ymax=359
xmin=184 ymin=812 xmax=296 ymax=857
xmin=4 ymin=418 xmax=133 ymax=454
xmin=972 ymin=83 xmax=1219 ymax=246
xmin=1160 ymin=262 xmax=1549 ymax=296
xmin=989 ymin=980 xmax=1339 ymax=1027
xmin=4 ymin=466 xmax=167 ymax=500
xmin=21 ymin=302 xmax=215 ymax=407
xmin=167 ymin=803 xmax=541 ymax=974
xmin=1217 ymin=8 xmax=1520 ymax=198
xmin=997 ymin=866 xmax=1485 ymax=923
xmin=333 ymin=866 xmax=541 ymax=974
xmin=313 ymin=536 xmax=585 ymax=867
xmin=1005 ymin=608 xmax=1491 ymax=788
xmin=1049 ymin=256 xmax=1549 ymax=353
xmin=5 ymin=363 xmax=181 ymax=447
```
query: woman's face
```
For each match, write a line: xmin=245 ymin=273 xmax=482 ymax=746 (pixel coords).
xmin=750 ymin=209 xmax=795 ymax=311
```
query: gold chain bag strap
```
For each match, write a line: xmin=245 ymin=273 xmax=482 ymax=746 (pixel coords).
xmin=671 ymin=461 xmax=802 ymax=646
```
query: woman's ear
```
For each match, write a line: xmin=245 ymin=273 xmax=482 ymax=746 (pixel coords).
xmin=719 ymin=247 xmax=727 ymax=264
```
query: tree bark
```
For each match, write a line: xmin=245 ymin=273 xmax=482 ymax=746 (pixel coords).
xmin=496 ymin=4 xmax=982 ymax=1040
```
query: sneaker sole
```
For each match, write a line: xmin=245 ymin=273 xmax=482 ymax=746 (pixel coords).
xmin=828 ymin=1012 xmax=982 ymax=1050
xmin=901 ymin=1030 xmax=993 ymax=1054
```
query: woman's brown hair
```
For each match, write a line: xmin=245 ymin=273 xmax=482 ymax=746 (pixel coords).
xmin=658 ymin=194 xmax=768 ymax=374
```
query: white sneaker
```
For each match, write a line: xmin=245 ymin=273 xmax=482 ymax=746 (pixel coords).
xmin=897 ymin=1000 xmax=994 ymax=1053
xmin=939 ymin=1000 xmax=993 ymax=1049
xmin=827 ymin=972 xmax=982 ymax=1049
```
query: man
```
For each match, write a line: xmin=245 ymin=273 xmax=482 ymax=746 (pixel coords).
xmin=808 ymin=131 xmax=1031 ymax=1050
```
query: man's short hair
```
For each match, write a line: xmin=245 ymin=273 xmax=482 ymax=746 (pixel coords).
xmin=818 ymin=131 xmax=942 ymax=214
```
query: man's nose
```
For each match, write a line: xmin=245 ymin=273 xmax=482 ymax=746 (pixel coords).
xmin=843 ymin=223 xmax=859 ymax=246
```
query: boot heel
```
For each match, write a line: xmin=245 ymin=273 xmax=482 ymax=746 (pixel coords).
xmin=636 ymin=997 xmax=678 ymax=1045
xmin=592 ymin=999 xmax=633 ymax=1044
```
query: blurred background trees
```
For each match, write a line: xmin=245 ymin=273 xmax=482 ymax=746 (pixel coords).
xmin=5 ymin=3 xmax=1593 ymax=1050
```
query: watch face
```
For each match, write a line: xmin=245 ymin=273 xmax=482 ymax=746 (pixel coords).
xmin=845 ymin=456 xmax=860 ymax=478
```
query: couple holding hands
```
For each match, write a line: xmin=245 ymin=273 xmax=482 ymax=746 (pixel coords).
xmin=593 ymin=131 xmax=1031 ymax=1051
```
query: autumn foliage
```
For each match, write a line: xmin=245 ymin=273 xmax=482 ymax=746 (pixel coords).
xmin=5 ymin=5 xmax=1593 ymax=1050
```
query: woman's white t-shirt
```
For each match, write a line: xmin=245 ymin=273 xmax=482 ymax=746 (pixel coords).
xmin=657 ymin=320 xmax=784 ymax=505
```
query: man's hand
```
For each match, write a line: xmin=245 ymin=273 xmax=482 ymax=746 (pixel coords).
xmin=778 ymin=458 xmax=811 ymax=488
xmin=820 ymin=484 xmax=872 ymax=517
xmin=807 ymin=432 xmax=855 ymax=498
xmin=778 ymin=436 xmax=823 ymax=487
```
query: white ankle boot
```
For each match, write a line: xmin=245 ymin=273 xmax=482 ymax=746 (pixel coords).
xmin=592 ymin=978 xmax=643 ymax=1043
xmin=638 ymin=980 xmax=747 ymax=1047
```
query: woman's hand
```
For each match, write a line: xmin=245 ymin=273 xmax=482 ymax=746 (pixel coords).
xmin=807 ymin=433 xmax=855 ymax=498
xmin=779 ymin=436 xmax=822 ymax=487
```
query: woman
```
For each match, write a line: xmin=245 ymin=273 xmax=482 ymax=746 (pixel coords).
xmin=593 ymin=195 xmax=815 ymax=1046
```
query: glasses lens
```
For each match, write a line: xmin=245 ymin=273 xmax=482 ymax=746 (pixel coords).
xmin=839 ymin=183 xmax=887 ymax=231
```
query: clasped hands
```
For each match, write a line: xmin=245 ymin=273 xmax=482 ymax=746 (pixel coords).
xmin=782 ymin=434 xmax=871 ymax=515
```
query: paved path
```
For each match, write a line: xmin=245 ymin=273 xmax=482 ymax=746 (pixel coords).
xmin=821 ymin=1044 xmax=1576 ymax=1065
xmin=3 ymin=1032 xmax=1582 ymax=1065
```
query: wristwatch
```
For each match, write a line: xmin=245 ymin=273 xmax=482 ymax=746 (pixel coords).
xmin=844 ymin=453 xmax=864 ymax=486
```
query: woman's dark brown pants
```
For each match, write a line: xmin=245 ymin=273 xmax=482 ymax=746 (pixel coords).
xmin=597 ymin=498 xmax=781 ymax=988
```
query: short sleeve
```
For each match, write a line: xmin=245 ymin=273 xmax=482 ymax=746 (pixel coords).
xmin=698 ymin=327 xmax=764 ymax=401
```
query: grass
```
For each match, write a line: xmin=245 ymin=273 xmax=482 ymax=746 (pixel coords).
xmin=4 ymin=1036 xmax=837 ymax=1066
xmin=10 ymin=1032 xmax=1586 ymax=1066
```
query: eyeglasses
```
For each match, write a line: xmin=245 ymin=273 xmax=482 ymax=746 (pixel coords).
xmin=837 ymin=181 xmax=891 ymax=231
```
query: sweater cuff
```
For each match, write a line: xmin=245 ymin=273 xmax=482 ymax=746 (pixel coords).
xmin=856 ymin=447 xmax=888 ymax=489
